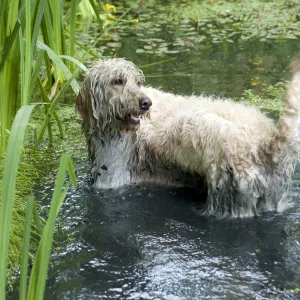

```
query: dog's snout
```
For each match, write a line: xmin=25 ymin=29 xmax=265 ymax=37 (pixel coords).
xmin=139 ymin=97 xmax=152 ymax=110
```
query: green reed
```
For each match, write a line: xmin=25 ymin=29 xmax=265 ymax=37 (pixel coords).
xmin=0 ymin=105 xmax=77 ymax=300
xmin=0 ymin=0 xmax=115 ymax=298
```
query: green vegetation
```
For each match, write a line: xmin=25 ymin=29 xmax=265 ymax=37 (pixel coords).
xmin=239 ymin=81 xmax=287 ymax=119
xmin=0 ymin=0 xmax=122 ymax=298
xmin=0 ymin=105 xmax=77 ymax=300
xmin=112 ymin=0 xmax=300 ymax=54
xmin=179 ymin=0 xmax=299 ymax=42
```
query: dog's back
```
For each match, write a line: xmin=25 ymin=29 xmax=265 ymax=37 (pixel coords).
xmin=140 ymin=73 xmax=300 ymax=217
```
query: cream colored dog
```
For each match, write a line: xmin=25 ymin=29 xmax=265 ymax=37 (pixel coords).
xmin=77 ymin=58 xmax=300 ymax=217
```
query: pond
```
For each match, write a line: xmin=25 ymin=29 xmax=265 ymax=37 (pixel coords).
xmin=9 ymin=1 xmax=300 ymax=299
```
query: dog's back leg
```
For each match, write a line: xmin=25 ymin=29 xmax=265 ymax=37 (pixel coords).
xmin=257 ymin=71 xmax=300 ymax=213
xmin=202 ymin=72 xmax=300 ymax=217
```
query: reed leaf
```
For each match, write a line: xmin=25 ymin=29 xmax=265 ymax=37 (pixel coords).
xmin=37 ymin=66 xmax=81 ymax=144
xmin=0 ymin=104 xmax=36 ymax=299
xmin=27 ymin=154 xmax=77 ymax=300
xmin=87 ymin=0 xmax=103 ymax=26
xmin=36 ymin=40 xmax=80 ymax=94
xmin=0 ymin=0 xmax=7 ymax=28
xmin=32 ymin=201 xmax=44 ymax=235
xmin=0 ymin=19 xmax=20 ymax=73
xmin=59 ymin=55 xmax=88 ymax=73
xmin=31 ymin=0 xmax=47 ymax=51
xmin=29 ymin=49 xmax=45 ymax=99
xmin=37 ymin=77 xmax=64 ymax=140
xmin=19 ymin=195 xmax=34 ymax=300
xmin=69 ymin=0 xmax=78 ymax=73
xmin=21 ymin=0 xmax=32 ymax=106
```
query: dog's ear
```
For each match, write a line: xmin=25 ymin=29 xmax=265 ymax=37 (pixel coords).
xmin=76 ymin=89 xmax=88 ymax=119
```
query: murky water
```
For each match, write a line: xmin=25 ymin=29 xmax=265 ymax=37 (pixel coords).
xmin=10 ymin=2 xmax=300 ymax=299
xmin=41 ymin=181 xmax=300 ymax=300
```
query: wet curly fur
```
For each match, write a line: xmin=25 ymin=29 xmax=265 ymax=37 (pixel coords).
xmin=77 ymin=58 xmax=300 ymax=217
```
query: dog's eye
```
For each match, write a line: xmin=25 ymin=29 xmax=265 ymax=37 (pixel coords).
xmin=112 ymin=79 xmax=123 ymax=85
xmin=137 ymin=81 xmax=142 ymax=87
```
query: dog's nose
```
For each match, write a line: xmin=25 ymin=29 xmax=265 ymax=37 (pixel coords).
xmin=139 ymin=97 xmax=152 ymax=110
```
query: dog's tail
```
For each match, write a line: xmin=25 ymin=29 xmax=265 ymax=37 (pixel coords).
xmin=269 ymin=69 xmax=300 ymax=164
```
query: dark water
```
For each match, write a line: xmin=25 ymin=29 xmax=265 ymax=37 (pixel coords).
xmin=11 ymin=2 xmax=300 ymax=299
xmin=41 ymin=181 xmax=300 ymax=300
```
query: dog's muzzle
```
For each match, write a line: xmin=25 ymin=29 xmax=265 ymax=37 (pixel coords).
xmin=120 ymin=97 xmax=152 ymax=127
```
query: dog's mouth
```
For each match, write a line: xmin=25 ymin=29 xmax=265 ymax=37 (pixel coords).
xmin=117 ymin=111 xmax=147 ymax=126
xmin=126 ymin=114 xmax=142 ymax=125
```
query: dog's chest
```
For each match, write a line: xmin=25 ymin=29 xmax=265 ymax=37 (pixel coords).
xmin=92 ymin=132 xmax=191 ymax=189
xmin=93 ymin=134 xmax=136 ymax=189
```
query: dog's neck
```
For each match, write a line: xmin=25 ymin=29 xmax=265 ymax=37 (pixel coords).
xmin=91 ymin=129 xmax=138 ymax=189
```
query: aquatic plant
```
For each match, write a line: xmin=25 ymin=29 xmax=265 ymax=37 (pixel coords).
xmin=240 ymin=81 xmax=287 ymax=119
xmin=111 ymin=0 xmax=300 ymax=54
xmin=0 ymin=105 xmax=77 ymax=300
xmin=0 ymin=0 xmax=121 ymax=296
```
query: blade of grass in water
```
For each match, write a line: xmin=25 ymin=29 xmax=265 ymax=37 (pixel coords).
xmin=32 ymin=201 xmax=44 ymax=235
xmin=19 ymin=196 xmax=34 ymax=300
xmin=27 ymin=154 xmax=77 ymax=299
xmin=0 ymin=104 xmax=36 ymax=299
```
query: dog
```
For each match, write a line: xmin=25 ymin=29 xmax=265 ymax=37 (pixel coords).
xmin=76 ymin=58 xmax=300 ymax=217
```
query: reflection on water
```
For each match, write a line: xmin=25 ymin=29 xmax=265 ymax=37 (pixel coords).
xmin=105 ymin=38 xmax=300 ymax=98
xmin=97 ymin=2 xmax=300 ymax=99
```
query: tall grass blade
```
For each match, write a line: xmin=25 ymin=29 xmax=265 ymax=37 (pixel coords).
xmin=37 ymin=69 xmax=81 ymax=143
xmin=0 ymin=0 xmax=7 ymax=24
xmin=87 ymin=0 xmax=103 ymax=26
xmin=29 ymin=49 xmax=45 ymax=99
xmin=0 ymin=20 xmax=20 ymax=72
xmin=59 ymin=55 xmax=88 ymax=73
xmin=0 ymin=104 xmax=36 ymax=299
xmin=69 ymin=0 xmax=78 ymax=73
xmin=22 ymin=0 xmax=33 ymax=106
xmin=49 ymin=0 xmax=64 ymax=55
xmin=31 ymin=0 xmax=47 ymax=51
xmin=32 ymin=201 xmax=44 ymax=235
xmin=37 ymin=77 xmax=64 ymax=139
xmin=27 ymin=154 xmax=77 ymax=299
xmin=19 ymin=196 xmax=34 ymax=300
xmin=36 ymin=40 xmax=80 ymax=94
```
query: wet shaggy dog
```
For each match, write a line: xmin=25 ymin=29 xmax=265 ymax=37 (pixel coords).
xmin=76 ymin=58 xmax=300 ymax=217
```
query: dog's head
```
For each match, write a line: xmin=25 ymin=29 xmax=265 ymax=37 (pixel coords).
xmin=76 ymin=58 xmax=151 ymax=132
